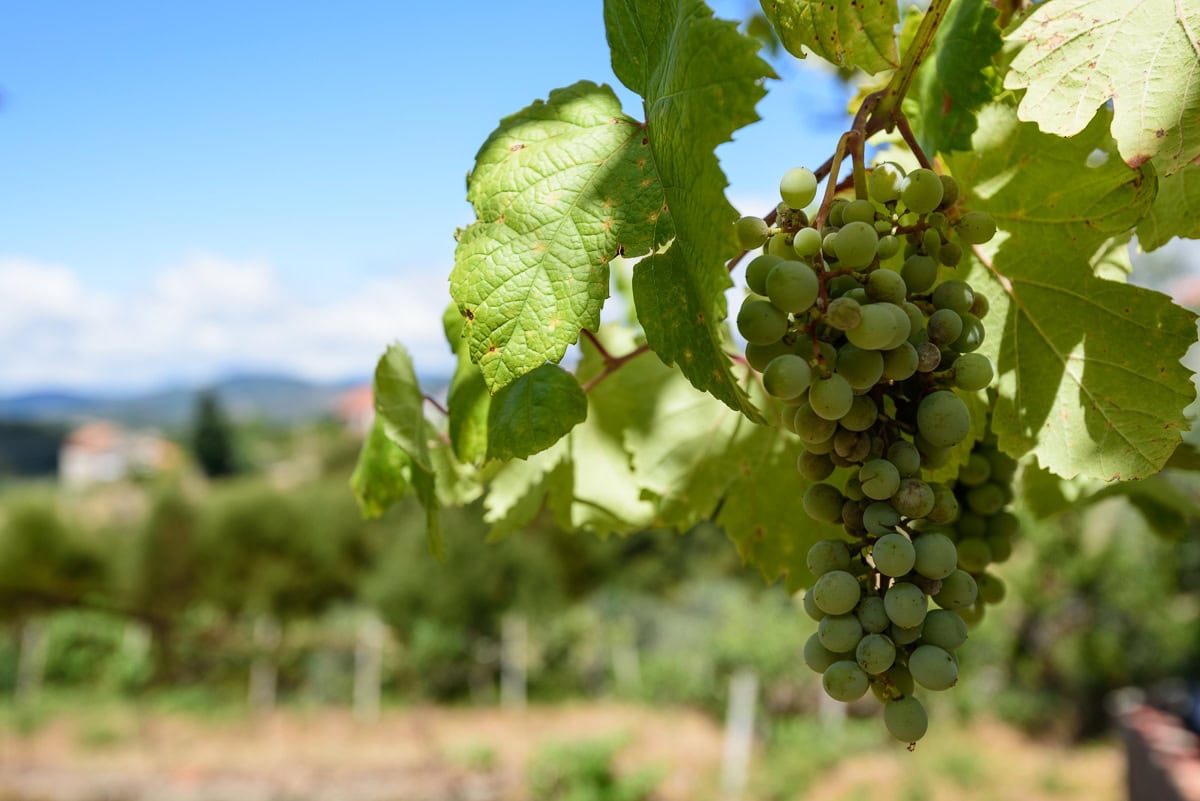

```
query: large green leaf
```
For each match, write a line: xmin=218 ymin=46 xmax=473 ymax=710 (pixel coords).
xmin=451 ymin=81 xmax=673 ymax=392
xmin=759 ymin=0 xmax=899 ymax=74
xmin=486 ymin=364 xmax=588 ymax=461
xmin=951 ymin=105 xmax=1198 ymax=480
xmin=1005 ymin=0 xmax=1200 ymax=177
xmin=910 ymin=0 xmax=1002 ymax=156
xmin=351 ymin=417 xmax=411 ymax=519
xmin=1138 ymin=164 xmax=1200 ymax=251
xmin=443 ymin=305 xmax=490 ymax=464
xmin=607 ymin=0 xmax=772 ymax=421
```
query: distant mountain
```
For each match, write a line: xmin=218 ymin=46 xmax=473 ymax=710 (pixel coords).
xmin=0 ymin=373 xmax=401 ymax=429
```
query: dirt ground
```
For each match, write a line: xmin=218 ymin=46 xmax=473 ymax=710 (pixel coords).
xmin=0 ymin=702 xmax=1124 ymax=801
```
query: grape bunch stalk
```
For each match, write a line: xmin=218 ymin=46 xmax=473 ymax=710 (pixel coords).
xmin=733 ymin=160 xmax=1009 ymax=745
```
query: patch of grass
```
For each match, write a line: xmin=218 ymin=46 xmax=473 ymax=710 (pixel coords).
xmin=753 ymin=716 xmax=884 ymax=801
xmin=444 ymin=740 xmax=498 ymax=772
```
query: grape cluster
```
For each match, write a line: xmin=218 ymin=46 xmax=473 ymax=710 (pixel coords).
xmin=733 ymin=162 xmax=1005 ymax=744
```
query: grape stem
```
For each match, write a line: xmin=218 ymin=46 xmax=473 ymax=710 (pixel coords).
xmin=423 ymin=395 xmax=450 ymax=416
xmin=894 ymin=113 xmax=934 ymax=170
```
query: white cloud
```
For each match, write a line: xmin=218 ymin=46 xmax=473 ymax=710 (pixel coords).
xmin=0 ymin=254 xmax=455 ymax=393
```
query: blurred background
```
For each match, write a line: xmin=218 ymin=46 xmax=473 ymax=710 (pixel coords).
xmin=2 ymin=2 xmax=1200 ymax=800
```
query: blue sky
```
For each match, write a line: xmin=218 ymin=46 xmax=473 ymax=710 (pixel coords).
xmin=0 ymin=1 xmax=856 ymax=392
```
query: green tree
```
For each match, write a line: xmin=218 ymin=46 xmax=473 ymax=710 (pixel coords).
xmin=192 ymin=390 xmax=237 ymax=478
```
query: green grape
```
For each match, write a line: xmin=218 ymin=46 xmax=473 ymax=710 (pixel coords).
xmin=834 ymin=429 xmax=871 ymax=462
xmin=922 ymin=229 xmax=942 ymax=262
xmin=818 ymin=341 xmax=839 ymax=370
xmin=901 ymin=168 xmax=944 ymax=214
xmin=828 ymin=200 xmax=847 ymax=227
xmin=807 ymin=538 xmax=852 ymax=577
xmin=745 ymin=339 xmax=795 ymax=372
xmin=881 ymin=343 xmax=917 ymax=382
xmin=856 ymin=596 xmax=891 ymax=634
xmin=863 ymin=502 xmax=901 ymax=535
xmin=933 ymin=569 xmax=978 ymax=610
xmin=823 ymin=661 xmax=869 ymax=702
xmin=819 ymin=613 xmax=864 ymax=652
xmin=841 ymin=395 xmax=879 ymax=432
xmin=828 ymin=274 xmax=862 ymax=298
xmin=780 ymin=166 xmax=818 ymax=209
xmin=744 ymin=254 xmax=782 ymax=296
xmin=884 ymin=697 xmax=928 ymax=743
xmin=882 ymin=303 xmax=914 ymax=350
xmin=822 ymin=231 xmax=839 ymax=259
xmin=792 ymin=226 xmax=823 ymax=257
xmin=867 ymin=269 xmax=907 ymax=305
xmin=804 ymin=483 xmax=846 ymax=524
xmin=802 ymin=589 xmax=825 ymax=621
xmin=909 ymin=644 xmax=958 ymax=690
xmin=806 ymin=434 xmax=836 ymax=456
xmin=916 ymin=341 xmax=942 ymax=373
xmin=890 ymin=622 xmax=924 ymax=645
xmin=844 ymin=287 xmax=868 ymax=303
xmin=794 ymin=404 xmax=838 ymax=445
xmin=892 ymin=478 xmax=935 ymax=519
xmin=766 ymin=260 xmax=819 ymax=313
xmin=957 ymin=452 xmax=992 ymax=486
xmin=875 ymin=219 xmax=893 ymax=234
xmin=915 ymin=435 xmax=953 ymax=468
xmin=988 ymin=511 xmax=1019 ymax=539
xmin=932 ymin=280 xmax=974 ymax=314
xmin=836 ymin=345 xmax=884 ymax=390
xmin=913 ymin=532 xmax=958 ymax=580
xmin=873 ymin=665 xmax=915 ymax=702
xmin=847 ymin=304 xmax=902 ymax=350
xmin=767 ymin=233 xmax=797 ymax=259
xmin=810 ymin=374 xmax=854 ymax=420
xmin=976 ymin=573 xmax=1006 ymax=604
xmin=877 ymin=234 xmax=901 ymax=260
xmin=860 ymin=459 xmax=901 ymax=501
xmin=803 ymin=633 xmax=842 ymax=673
xmin=986 ymin=532 xmax=1014 ymax=563
xmin=957 ymin=512 xmax=988 ymax=539
xmin=856 ymin=633 xmax=897 ymax=674
xmin=737 ymin=299 xmax=789 ymax=345
xmin=939 ymin=241 xmax=963 ymax=267
xmin=967 ymin=482 xmax=1006 ymax=516
xmin=736 ymin=216 xmax=769 ymax=249
xmin=921 ymin=609 xmax=969 ymax=651
xmin=872 ymin=532 xmax=916 ymax=577
xmin=887 ymin=441 xmax=922 ymax=477
xmin=762 ymin=354 xmax=812 ymax=399
xmin=884 ymin=582 xmax=928 ymax=629
xmin=957 ymin=601 xmax=986 ymax=627
xmin=869 ymin=162 xmax=906 ymax=203
xmin=951 ymin=313 xmax=985 ymax=353
xmin=921 ymin=482 xmax=960 ymax=525
xmin=928 ymin=212 xmax=948 ymax=233
xmin=956 ymin=211 xmax=996 ymax=244
xmin=970 ymin=292 xmax=990 ymax=319
xmin=926 ymin=308 xmax=964 ymax=347
xmin=938 ymin=174 xmax=959 ymax=209
xmin=916 ymin=391 xmax=971 ymax=448
xmin=833 ymin=221 xmax=880 ymax=269
xmin=813 ymin=570 xmax=862 ymax=615
xmin=900 ymin=254 xmax=938 ymax=294
xmin=806 ymin=633 xmax=844 ymax=671
xmin=798 ymin=450 xmax=835 ymax=481
xmin=986 ymin=449 xmax=1019 ymax=483
xmin=841 ymin=499 xmax=867 ymax=531
xmin=843 ymin=199 xmax=876 ymax=224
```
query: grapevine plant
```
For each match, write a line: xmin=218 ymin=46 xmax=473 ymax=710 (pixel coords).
xmin=355 ymin=0 xmax=1200 ymax=744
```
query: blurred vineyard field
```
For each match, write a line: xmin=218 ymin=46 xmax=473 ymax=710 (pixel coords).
xmin=0 ymin=696 xmax=1122 ymax=801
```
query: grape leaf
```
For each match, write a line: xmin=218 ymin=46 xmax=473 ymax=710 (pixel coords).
xmin=1090 ymin=475 xmax=1200 ymax=539
xmin=759 ymin=0 xmax=899 ymax=74
xmin=1138 ymin=164 xmax=1200 ymax=251
xmin=910 ymin=0 xmax=1002 ymax=156
xmin=606 ymin=0 xmax=772 ymax=421
xmin=443 ymin=305 xmax=490 ymax=464
xmin=486 ymin=364 xmax=588 ymax=461
xmin=951 ymin=105 xmax=1198 ymax=480
xmin=1005 ymin=0 xmax=1200 ymax=176
xmin=451 ymin=80 xmax=673 ymax=392
xmin=374 ymin=344 xmax=432 ymax=472
xmin=483 ymin=441 xmax=571 ymax=542
xmin=351 ymin=418 xmax=411 ymax=518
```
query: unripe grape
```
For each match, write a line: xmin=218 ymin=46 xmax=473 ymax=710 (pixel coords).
xmin=892 ymin=478 xmax=935 ymax=518
xmin=877 ymin=234 xmax=901 ymax=260
xmin=807 ymin=538 xmax=851 ymax=577
xmin=821 ymin=231 xmax=838 ymax=258
xmin=867 ymin=268 xmax=907 ymax=304
xmin=833 ymin=221 xmax=880 ymax=269
xmin=901 ymin=168 xmax=944 ymax=214
xmin=901 ymin=254 xmax=938 ymax=293
xmin=828 ymin=274 xmax=862 ymax=298
xmin=737 ymin=299 xmax=788 ymax=345
xmin=819 ymin=612 xmax=865 ymax=652
xmin=953 ymin=353 xmax=994 ymax=391
xmin=834 ymin=429 xmax=872 ymax=463
xmin=887 ymin=441 xmax=921 ymax=477
xmin=932 ymin=280 xmax=974 ymax=314
xmin=883 ymin=342 xmax=919 ymax=381
xmin=927 ymin=484 xmax=959 ymax=524
xmin=976 ymin=572 xmax=1006 ymax=604
xmin=884 ymin=697 xmax=928 ymax=743
xmin=847 ymin=304 xmax=902 ymax=350
xmin=856 ymin=596 xmax=890 ymax=634
xmin=856 ymin=633 xmax=897 ymax=674
xmin=987 ymin=532 xmax=1014 ymax=563
xmin=803 ymin=633 xmax=841 ymax=673
xmin=922 ymin=229 xmax=942 ymax=262
xmin=803 ymin=483 xmax=846 ymax=524
xmin=913 ymin=532 xmax=958 ymax=580
xmin=873 ymin=532 xmax=916 ymax=577
xmin=802 ymin=589 xmax=825 ymax=621
xmin=767 ymin=233 xmax=797 ymax=259
xmin=967 ymin=482 xmax=1006 ymax=516
xmin=988 ymin=511 xmax=1019 ymax=539
xmin=927 ymin=308 xmax=964 ymax=346
xmin=766 ymin=260 xmax=819 ymax=313
xmin=842 ymin=499 xmax=867 ymax=531
xmin=745 ymin=339 xmax=794 ymax=372
xmin=909 ymin=644 xmax=958 ymax=690
xmin=828 ymin=200 xmax=847 ymax=227
xmin=794 ymin=404 xmax=838 ymax=445
xmin=736 ymin=216 xmax=769 ymax=249
xmin=837 ymin=345 xmax=885 ymax=390
xmin=933 ymin=569 xmax=978 ymax=610
xmin=792 ymin=226 xmax=822 ymax=257
xmin=780 ymin=166 xmax=818 ymax=209
xmin=884 ymin=582 xmax=928 ymax=629
xmin=916 ymin=391 xmax=971 ymax=448
xmin=970 ymin=292 xmax=990 ymax=319
xmin=813 ymin=570 xmax=862 ymax=616
xmin=810 ymin=374 xmax=854 ymax=420
xmin=882 ymin=303 xmax=914 ymax=350
xmin=859 ymin=459 xmax=901 ymax=500
xmin=843 ymin=199 xmax=876 ymax=224
xmin=957 ymin=512 xmax=988 ymax=539
xmin=798 ymin=450 xmax=835 ymax=481
xmin=863 ymin=501 xmax=901 ymax=535
xmin=916 ymin=341 xmax=942 ymax=373
xmin=823 ymin=660 xmax=869 ymax=702
xmin=956 ymin=211 xmax=997 ymax=244
xmin=951 ymin=313 xmax=985 ymax=353
xmin=840 ymin=395 xmax=879 ymax=432
xmin=938 ymin=174 xmax=959 ymax=209
xmin=922 ymin=609 xmax=969 ymax=651
xmin=890 ymin=622 xmax=924 ymax=645
xmin=868 ymin=162 xmax=906 ymax=203
xmin=744 ymin=254 xmax=782 ymax=296
xmin=939 ymin=241 xmax=963 ymax=267
xmin=956 ymin=537 xmax=992 ymax=572
xmin=762 ymin=354 xmax=812 ymax=399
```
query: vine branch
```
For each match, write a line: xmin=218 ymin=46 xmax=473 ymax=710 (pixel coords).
xmin=581 ymin=343 xmax=651 ymax=394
